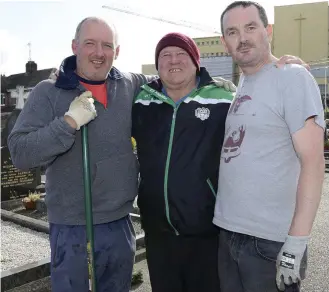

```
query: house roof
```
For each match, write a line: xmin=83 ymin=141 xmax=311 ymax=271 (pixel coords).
xmin=5 ymin=68 xmax=57 ymax=91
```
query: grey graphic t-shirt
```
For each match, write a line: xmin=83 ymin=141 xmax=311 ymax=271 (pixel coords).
xmin=213 ymin=63 xmax=325 ymax=242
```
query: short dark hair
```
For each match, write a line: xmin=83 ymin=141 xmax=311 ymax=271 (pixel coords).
xmin=220 ymin=1 xmax=269 ymax=36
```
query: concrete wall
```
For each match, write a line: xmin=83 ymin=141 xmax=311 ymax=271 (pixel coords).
xmin=273 ymin=2 xmax=329 ymax=63
xmin=141 ymin=64 xmax=157 ymax=75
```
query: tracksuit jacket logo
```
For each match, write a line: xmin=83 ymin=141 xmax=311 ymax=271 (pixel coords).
xmin=195 ymin=107 xmax=210 ymax=121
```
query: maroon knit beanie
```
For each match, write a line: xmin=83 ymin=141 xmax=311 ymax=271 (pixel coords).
xmin=155 ymin=32 xmax=200 ymax=71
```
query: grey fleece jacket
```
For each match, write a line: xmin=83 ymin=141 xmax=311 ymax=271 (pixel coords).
xmin=8 ymin=58 xmax=152 ymax=225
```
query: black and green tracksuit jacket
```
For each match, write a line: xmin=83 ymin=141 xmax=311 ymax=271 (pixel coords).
xmin=132 ymin=68 xmax=234 ymax=236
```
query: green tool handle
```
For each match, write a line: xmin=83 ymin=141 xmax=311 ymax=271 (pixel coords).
xmin=81 ymin=125 xmax=97 ymax=292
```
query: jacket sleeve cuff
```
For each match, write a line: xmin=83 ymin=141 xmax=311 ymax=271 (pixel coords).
xmin=58 ymin=116 xmax=76 ymax=135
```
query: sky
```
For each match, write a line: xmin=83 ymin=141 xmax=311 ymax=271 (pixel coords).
xmin=0 ymin=0 xmax=327 ymax=76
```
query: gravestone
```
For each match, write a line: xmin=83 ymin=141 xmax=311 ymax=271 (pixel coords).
xmin=1 ymin=146 xmax=41 ymax=201
xmin=1 ymin=86 xmax=45 ymax=201
xmin=1 ymin=85 xmax=25 ymax=147
xmin=1 ymin=109 xmax=22 ymax=147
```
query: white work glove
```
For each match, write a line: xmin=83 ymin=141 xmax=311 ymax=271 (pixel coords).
xmin=213 ymin=77 xmax=236 ymax=92
xmin=276 ymin=235 xmax=308 ymax=291
xmin=64 ymin=91 xmax=97 ymax=130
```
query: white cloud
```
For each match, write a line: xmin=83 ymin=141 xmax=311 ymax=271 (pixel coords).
xmin=0 ymin=29 xmax=29 ymax=76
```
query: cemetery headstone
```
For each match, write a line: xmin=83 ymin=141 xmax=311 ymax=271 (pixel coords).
xmin=1 ymin=109 xmax=22 ymax=147
xmin=1 ymin=85 xmax=26 ymax=147
xmin=1 ymin=146 xmax=41 ymax=201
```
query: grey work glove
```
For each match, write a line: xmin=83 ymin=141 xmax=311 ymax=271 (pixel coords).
xmin=276 ymin=235 xmax=308 ymax=291
xmin=212 ymin=77 xmax=236 ymax=92
xmin=64 ymin=91 xmax=97 ymax=130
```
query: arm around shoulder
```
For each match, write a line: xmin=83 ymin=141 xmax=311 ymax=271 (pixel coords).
xmin=129 ymin=72 xmax=158 ymax=98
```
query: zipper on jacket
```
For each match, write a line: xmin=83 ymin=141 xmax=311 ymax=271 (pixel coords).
xmin=162 ymin=89 xmax=202 ymax=236
xmin=164 ymin=106 xmax=180 ymax=235
xmin=207 ymin=178 xmax=217 ymax=198
xmin=141 ymin=86 xmax=200 ymax=236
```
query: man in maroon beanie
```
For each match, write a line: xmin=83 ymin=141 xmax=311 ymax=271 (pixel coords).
xmin=132 ymin=32 xmax=235 ymax=292
xmin=155 ymin=32 xmax=201 ymax=71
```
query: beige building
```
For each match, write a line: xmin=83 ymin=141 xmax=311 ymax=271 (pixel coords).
xmin=273 ymin=1 xmax=329 ymax=98
xmin=141 ymin=64 xmax=157 ymax=75
xmin=193 ymin=36 xmax=226 ymax=57
xmin=273 ymin=1 xmax=328 ymax=64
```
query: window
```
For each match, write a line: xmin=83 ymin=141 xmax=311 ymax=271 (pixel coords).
xmin=216 ymin=52 xmax=219 ymax=56
xmin=197 ymin=42 xmax=200 ymax=45
xmin=202 ymin=42 xmax=204 ymax=45
xmin=211 ymin=41 xmax=214 ymax=45
xmin=216 ymin=41 xmax=219 ymax=44
xmin=211 ymin=53 xmax=214 ymax=56
xmin=206 ymin=41 xmax=209 ymax=45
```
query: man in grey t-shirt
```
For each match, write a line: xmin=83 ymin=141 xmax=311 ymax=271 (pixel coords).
xmin=213 ymin=2 xmax=325 ymax=292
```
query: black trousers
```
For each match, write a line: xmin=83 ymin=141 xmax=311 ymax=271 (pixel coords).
xmin=145 ymin=231 xmax=220 ymax=292
xmin=218 ymin=229 xmax=302 ymax=292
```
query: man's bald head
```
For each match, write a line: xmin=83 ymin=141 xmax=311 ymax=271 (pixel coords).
xmin=74 ymin=17 xmax=119 ymax=47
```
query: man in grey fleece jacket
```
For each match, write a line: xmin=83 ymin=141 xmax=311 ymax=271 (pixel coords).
xmin=8 ymin=17 xmax=152 ymax=292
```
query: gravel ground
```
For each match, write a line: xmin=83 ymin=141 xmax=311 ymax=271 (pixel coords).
xmin=132 ymin=221 xmax=143 ymax=236
xmin=0 ymin=220 xmax=50 ymax=271
xmin=301 ymin=173 xmax=329 ymax=292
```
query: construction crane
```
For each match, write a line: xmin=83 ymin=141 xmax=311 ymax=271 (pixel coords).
xmin=102 ymin=4 xmax=221 ymax=35
xmin=102 ymin=3 xmax=239 ymax=83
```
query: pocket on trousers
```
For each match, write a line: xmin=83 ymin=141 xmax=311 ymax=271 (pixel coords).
xmin=254 ymin=237 xmax=283 ymax=262
xmin=51 ymin=227 xmax=65 ymax=269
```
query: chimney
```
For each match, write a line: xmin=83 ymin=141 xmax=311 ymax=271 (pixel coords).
xmin=26 ymin=61 xmax=37 ymax=75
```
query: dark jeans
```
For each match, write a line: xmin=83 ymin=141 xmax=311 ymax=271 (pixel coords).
xmin=49 ymin=216 xmax=136 ymax=292
xmin=145 ymin=232 xmax=220 ymax=292
xmin=218 ymin=229 xmax=303 ymax=292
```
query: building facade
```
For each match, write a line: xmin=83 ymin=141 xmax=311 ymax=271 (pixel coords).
xmin=193 ymin=36 xmax=226 ymax=58
xmin=273 ymin=1 xmax=329 ymax=98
